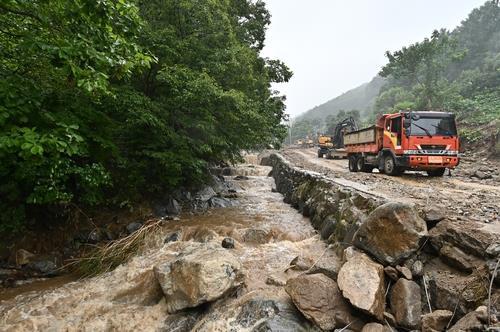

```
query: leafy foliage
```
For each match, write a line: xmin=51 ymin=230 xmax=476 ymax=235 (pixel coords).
xmin=374 ymin=0 xmax=499 ymax=149
xmin=0 ymin=0 xmax=291 ymax=234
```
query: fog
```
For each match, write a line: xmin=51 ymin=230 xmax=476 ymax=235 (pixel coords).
xmin=261 ymin=0 xmax=486 ymax=117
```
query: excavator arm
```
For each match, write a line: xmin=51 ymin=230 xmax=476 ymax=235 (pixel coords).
xmin=330 ymin=117 xmax=358 ymax=148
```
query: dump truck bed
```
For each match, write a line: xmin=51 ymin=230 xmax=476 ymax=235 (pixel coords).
xmin=344 ymin=126 xmax=382 ymax=154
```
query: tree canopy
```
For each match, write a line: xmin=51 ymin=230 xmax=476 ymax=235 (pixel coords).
xmin=0 ymin=0 xmax=292 ymax=233
xmin=374 ymin=0 xmax=499 ymax=147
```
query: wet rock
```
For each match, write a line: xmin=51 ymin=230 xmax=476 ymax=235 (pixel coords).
xmin=306 ymin=250 xmax=341 ymax=280
xmin=235 ymin=298 xmax=279 ymax=328
xmin=289 ymin=255 xmax=314 ymax=271
xmin=234 ymin=175 xmax=249 ymax=180
xmin=384 ymin=266 xmax=399 ymax=281
xmin=242 ymin=228 xmax=270 ymax=244
xmin=194 ymin=186 xmax=217 ymax=202
xmin=423 ymin=208 xmax=445 ymax=229
xmin=164 ymin=231 xmax=181 ymax=244
xmin=421 ymin=309 xmax=453 ymax=332
xmin=154 ymin=243 xmax=244 ymax=313
xmin=161 ymin=310 xmax=201 ymax=332
xmin=234 ymin=297 xmax=318 ymax=331
xmin=337 ymin=251 xmax=386 ymax=320
xmin=27 ymin=260 xmax=57 ymax=276
xmin=426 ymin=267 xmax=489 ymax=317
xmin=209 ymin=197 xmax=233 ymax=208
xmin=486 ymin=242 xmax=500 ymax=257
xmin=448 ymin=306 xmax=488 ymax=331
xmin=439 ymin=244 xmax=481 ymax=272
xmin=429 ymin=219 xmax=500 ymax=259
xmin=396 ymin=265 xmax=412 ymax=280
xmin=126 ymin=222 xmax=142 ymax=234
xmin=166 ymin=198 xmax=181 ymax=215
xmin=353 ymin=202 xmax=428 ymax=266
xmin=411 ymin=260 xmax=424 ymax=278
xmin=472 ymin=170 xmax=492 ymax=180
xmin=221 ymin=237 xmax=235 ymax=249
xmin=390 ymin=278 xmax=421 ymax=329
xmin=361 ymin=323 xmax=391 ymax=332
xmin=320 ymin=216 xmax=337 ymax=240
xmin=16 ymin=249 xmax=35 ymax=266
xmin=285 ymin=274 xmax=358 ymax=330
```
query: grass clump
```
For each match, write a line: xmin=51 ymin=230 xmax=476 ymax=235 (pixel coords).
xmin=71 ymin=220 xmax=163 ymax=277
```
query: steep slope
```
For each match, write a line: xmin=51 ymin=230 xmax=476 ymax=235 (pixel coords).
xmin=296 ymin=76 xmax=386 ymax=122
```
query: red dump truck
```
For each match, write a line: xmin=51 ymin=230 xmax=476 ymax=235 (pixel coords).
xmin=344 ymin=111 xmax=460 ymax=176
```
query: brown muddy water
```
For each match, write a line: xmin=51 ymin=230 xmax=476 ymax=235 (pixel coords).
xmin=0 ymin=162 xmax=331 ymax=331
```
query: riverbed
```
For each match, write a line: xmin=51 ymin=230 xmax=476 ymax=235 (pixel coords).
xmin=0 ymin=162 xmax=331 ymax=331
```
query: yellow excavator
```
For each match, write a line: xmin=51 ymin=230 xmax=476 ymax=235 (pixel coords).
xmin=317 ymin=117 xmax=358 ymax=159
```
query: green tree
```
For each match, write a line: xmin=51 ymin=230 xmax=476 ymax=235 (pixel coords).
xmin=0 ymin=0 xmax=292 ymax=234
xmin=380 ymin=29 xmax=464 ymax=109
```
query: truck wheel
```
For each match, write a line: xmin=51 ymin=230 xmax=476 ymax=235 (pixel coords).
xmin=348 ymin=156 xmax=358 ymax=172
xmin=357 ymin=157 xmax=374 ymax=173
xmin=317 ymin=150 xmax=323 ymax=158
xmin=384 ymin=155 xmax=400 ymax=176
xmin=427 ymin=168 xmax=446 ymax=177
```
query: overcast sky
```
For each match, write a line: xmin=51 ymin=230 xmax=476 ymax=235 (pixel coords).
xmin=261 ymin=0 xmax=486 ymax=118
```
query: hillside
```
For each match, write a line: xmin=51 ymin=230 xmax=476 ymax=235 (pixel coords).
xmin=375 ymin=0 xmax=499 ymax=157
xmin=296 ymin=76 xmax=386 ymax=123
xmin=288 ymin=76 xmax=385 ymax=141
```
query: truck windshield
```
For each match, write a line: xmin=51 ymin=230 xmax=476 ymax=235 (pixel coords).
xmin=410 ymin=116 xmax=457 ymax=136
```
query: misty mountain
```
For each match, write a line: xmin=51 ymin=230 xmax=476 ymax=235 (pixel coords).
xmin=295 ymin=76 xmax=386 ymax=123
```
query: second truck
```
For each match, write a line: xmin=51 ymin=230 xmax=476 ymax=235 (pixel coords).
xmin=344 ymin=111 xmax=460 ymax=176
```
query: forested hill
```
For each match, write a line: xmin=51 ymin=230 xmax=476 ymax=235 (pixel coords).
xmin=295 ymin=76 xmax=385 ymax=124
xmin=375 ymin=0 xmax=499 ymax=155
xmin=291 ymin=0 xmax=499 ymax=156
xmin=0 ymin=0 xmax=291 ymax=234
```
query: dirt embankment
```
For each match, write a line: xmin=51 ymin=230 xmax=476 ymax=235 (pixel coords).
xmin=282 ymin=148 xmax=500 ymax=224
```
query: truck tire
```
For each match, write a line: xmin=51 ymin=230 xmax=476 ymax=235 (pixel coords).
xmin=427 ymin=168 xmax=446 ymax=177
xmin=356 ymin=156 xmax=373 ymax=173
xmin=384 ymin=155 xmax=400 ymax=176
xmin=318 ymin=150 xmax=323 ymax=158
xmin=348 ymin=155 xmax=358 ymax=172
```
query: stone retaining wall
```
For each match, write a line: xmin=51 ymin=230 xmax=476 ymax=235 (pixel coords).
xmin=263 ymin=153 xmax=386 ymax=248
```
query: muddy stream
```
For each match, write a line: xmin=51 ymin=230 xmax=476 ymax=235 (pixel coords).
xmin=0 ymin=160 xmax=331 ymax=331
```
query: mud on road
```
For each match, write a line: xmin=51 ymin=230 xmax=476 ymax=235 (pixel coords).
xmin=282 ymin=148 xmax=500 ymax=224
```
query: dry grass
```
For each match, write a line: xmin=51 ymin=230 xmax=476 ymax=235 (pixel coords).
xmin=69 ymin=219 xmax=163 ymax=277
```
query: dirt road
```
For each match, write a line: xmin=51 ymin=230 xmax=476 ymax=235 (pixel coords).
xmin=282 ymin=148 xmax=500 ymax=224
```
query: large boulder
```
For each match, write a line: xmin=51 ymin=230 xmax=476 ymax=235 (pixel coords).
xmin=353 ymin=202 xmax=428 ymax=265
xmin=421 ymin=310 xmax=453 ymax=332
xmin=429 ymin=219 xmax=500 ymax=259
xmin=192 ymin=296 xmax=319 ymax=331
xmin=389 ymin=278 xmax=421 ymax=329
xmin=448 ymin=306 xmax=488 ymax=331
xmin=426 ymin=267 xmax=489 ymax=317
xmin=337 ymin=251 xmax=386 ymax=320
xmin=439 ymin=244 xmax=483 ymax=273
xmin=361 ymin=323 xmax=391 ymax=332
xmin=285 ymin=274 xmax=358 ymax=330
xmin=154 ymin=243 xmax=244 ymax=313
